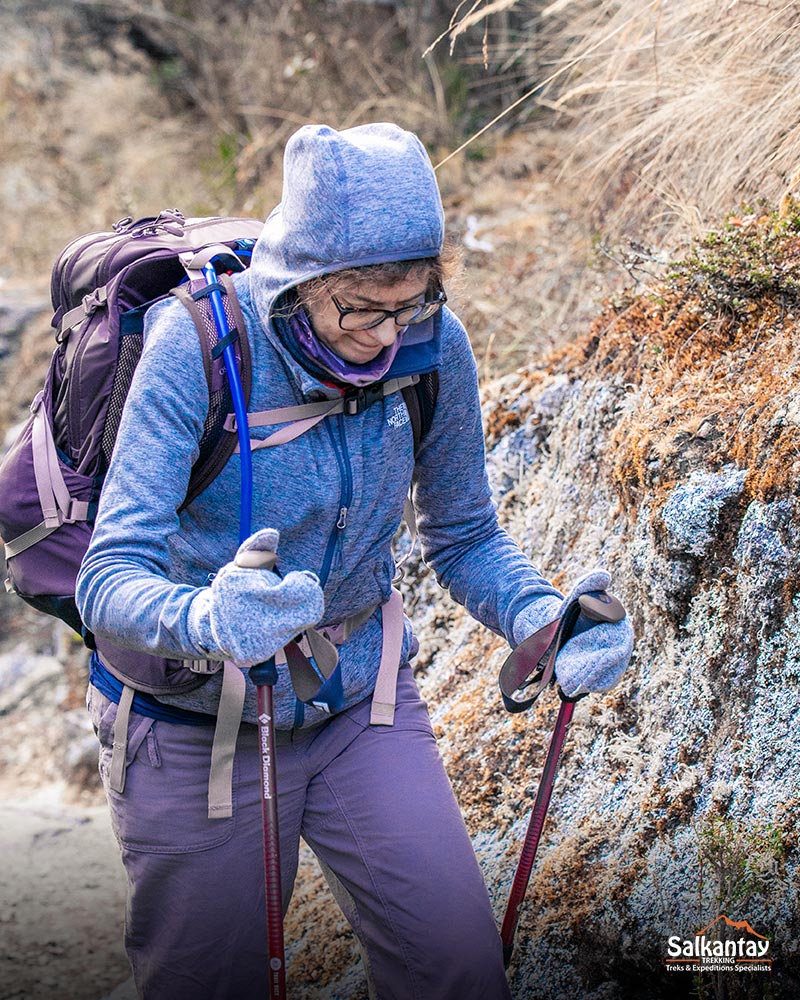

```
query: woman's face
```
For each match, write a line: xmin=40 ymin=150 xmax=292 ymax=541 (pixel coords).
xmin=300 ymin=270 xmax=432 ymax=365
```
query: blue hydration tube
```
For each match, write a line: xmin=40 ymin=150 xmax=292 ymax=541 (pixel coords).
xmin=202 ymin=262 xmax=252 ymax=541
xmin=201 ymin=265 xmax=285 ymax=998
xmin=200 ymin=258 xmax=339 ymax=712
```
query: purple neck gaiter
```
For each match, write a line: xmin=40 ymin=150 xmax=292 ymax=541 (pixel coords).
xmin=289 ymin=306 xmax=403 ymax=387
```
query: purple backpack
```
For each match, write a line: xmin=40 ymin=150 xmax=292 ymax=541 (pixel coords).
xmin=0 ymin=210 xmax=261 ymax=671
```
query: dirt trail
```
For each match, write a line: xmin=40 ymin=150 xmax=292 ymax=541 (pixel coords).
xmin=0 ymin=785 xmax=129 ymax=1000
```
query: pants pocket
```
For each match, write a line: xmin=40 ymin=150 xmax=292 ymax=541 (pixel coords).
xmin=87 ymin=684 xmax=237 ymax=854
xmin=380 ymin=665 xmax=436 ymax=736
xmin=88 ymin=684 xmax=159 ymax=773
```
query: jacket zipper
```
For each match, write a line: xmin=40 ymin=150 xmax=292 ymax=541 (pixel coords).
xmin=318 ymin=413 xmax=353 ymax=588
xmin=295 ymin=413 xmax=352 ymax=724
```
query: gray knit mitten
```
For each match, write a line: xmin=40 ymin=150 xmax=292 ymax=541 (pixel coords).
xmin=554 ymin=570 xmax=634 ymax=698
xmin=187 ymin=528 xmax=324 ymax=666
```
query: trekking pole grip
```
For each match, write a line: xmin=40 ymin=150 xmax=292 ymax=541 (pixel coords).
xmin=233 ymin=546 xmax=280 ymax=686
xmin=555 ymin=590 xmax=626 ymax=702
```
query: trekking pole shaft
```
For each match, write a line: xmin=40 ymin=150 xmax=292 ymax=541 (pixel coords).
xmin=240 ymin=540 xmax=286 ymax=999
xmin=500 ymin=698 xmax=575 ymax=966
xmin=255 ymin=678 xmax=286 ymax=999
xmin=498 ymin=590 xmax=626 ymax=967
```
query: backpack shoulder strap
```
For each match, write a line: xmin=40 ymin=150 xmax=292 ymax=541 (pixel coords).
xmin=396 ymin=371 xmax=438 ymax=577
xmin=402 ymin=370 xmax=439 ymax=458
xmin=172 ymin=273 xmax=252 ymax=509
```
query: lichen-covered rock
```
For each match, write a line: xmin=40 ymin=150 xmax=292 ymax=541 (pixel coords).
xmin=734 ymin=499 xmax=800 ymax=631
xmin=660 ymin=466 xmax=748 ymax=557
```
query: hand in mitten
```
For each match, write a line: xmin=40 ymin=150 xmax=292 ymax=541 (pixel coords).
xmin=187 ymin=528 xmax=324 ymax=665
xmin=510 ymin=571 xmax=614 ymax=647
xmin=554 ymin=570 xmax=633 ymax=698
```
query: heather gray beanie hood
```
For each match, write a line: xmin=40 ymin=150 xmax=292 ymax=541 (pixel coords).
xmin=248 ymin=122 xmax=445 ymax=332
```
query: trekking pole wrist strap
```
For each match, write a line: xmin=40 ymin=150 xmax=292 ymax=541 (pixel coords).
xmin=498 ymin=598 xmax=586 ymax=713
xmin=499 ymin=590 xmax=626 ymax=712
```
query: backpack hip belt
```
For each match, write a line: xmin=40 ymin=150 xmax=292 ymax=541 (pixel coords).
xmin=104 ymin=589 xmax=407 ymax=819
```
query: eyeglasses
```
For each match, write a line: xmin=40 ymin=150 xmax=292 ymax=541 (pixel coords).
xmin=330 ymin=289 xmax=447 ymax=332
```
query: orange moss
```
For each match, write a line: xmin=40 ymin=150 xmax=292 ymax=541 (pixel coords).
xmin=483 ymin=368 xmax=555 ymax=444
xmin=499 ymin=214 xmax=800 ymax=514
xmin=517 ymin=813 xmax=648 ymax=945
xmin=439 ymin=661 xmax=558 ymax=835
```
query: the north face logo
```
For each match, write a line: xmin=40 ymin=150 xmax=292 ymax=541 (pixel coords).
xmin=387 ymin=404 xmax=410 ymax=429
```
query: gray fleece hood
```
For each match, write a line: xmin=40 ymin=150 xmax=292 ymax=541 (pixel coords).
xmin=248 ymin=122 xmax=445 ymax=331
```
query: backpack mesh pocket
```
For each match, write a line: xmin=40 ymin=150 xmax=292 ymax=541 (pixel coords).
xmin=100 ymin=331 xmax=144 ymax=475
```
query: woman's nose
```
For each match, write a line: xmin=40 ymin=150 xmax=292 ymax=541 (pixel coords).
xmin=368 ymin=317 xmax=402 ymax=347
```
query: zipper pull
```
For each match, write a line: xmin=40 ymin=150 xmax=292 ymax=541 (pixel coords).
xmin=337 ymin=506 xmax=348 ymax=530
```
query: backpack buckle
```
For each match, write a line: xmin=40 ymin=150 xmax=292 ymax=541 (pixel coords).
xmin=343 ymin=384 xmax=384 ymax=416
xmin=83 ymin=287 xmax=108 ymax=316
xmin=57 ymin=286 xmax=110 ymax=338
xmin=187 ymin=658 xmax=223 ymax=675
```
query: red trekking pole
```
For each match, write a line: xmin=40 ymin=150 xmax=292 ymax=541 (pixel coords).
xmin=251 ymin=655 xmax=286 ymax=999
xmin=499 ymin=694 xmax=577 ymax=966
xmin=498 ymin=590 xmax=627 ymax=967
xmin=209 ymin=256 xmax=286 ymax=998
xmin=235 ymin=545 xmax=286 ymax=1000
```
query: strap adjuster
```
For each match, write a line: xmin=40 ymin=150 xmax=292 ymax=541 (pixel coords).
xmin=344 ymin=383 xmax=385 ymax=416
xmin=188 ymin=658 xmax=223 ymax=675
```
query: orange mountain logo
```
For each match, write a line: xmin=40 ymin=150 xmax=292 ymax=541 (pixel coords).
xmin=695 ymin=915 xmax=768 ymax=940
xmin=665 ymin=914 xmax=772 ymax=970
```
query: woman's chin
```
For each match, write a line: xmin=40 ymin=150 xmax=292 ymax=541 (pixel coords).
xmin=341 ymin=346 xmax=382 ymax=364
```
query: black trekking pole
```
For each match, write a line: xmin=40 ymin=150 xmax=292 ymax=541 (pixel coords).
xmin=234 ymin=546 xmax=287 ymax=999
xmin=498 ymin=590 xmax=626 ymax=968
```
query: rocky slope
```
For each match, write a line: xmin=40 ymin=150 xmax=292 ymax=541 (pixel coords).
xmin=3 ymin=213 xmax=798 ymax=1000
xmin=419 ymin=213 xmax=800 ymax=1000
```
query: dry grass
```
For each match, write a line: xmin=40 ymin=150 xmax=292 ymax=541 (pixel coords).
xmin=438 ymin=0 xmax=800 ymax=252
xmin=1 ymin=12 xmax=215 ymax=278
xmin=0 ymin=1 xmax=459 ymax=277
xmin=441 ymin=127 xmax=623 ymax=383
xmin=8 ymin=0 xmax=800 ymax=391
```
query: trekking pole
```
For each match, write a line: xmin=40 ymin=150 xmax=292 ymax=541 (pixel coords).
xmin=498 ymin=590 xmax=626 ymax=968
xmin=203 ymin=262 xmax=287 ymax=999
xmin=233 ymin=541 xmax=286 ymax=1000
xmin=252 ymin=655 xmax=286 ymax=1000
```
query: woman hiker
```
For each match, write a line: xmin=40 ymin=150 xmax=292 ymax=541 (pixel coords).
xmin=76 ymin=122 xmax=633 ymax=1000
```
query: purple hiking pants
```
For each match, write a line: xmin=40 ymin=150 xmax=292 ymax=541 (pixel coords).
xmin=88 ymin=667 xmax=512 ymax=1000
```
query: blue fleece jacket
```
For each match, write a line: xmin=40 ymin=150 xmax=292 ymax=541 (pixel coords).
xmin=75 ymin=123 xmax=562 ymax=728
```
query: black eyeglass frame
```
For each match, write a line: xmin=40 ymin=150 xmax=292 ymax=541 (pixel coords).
xmin=330 ymin=289 xmax=448 ymax=332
